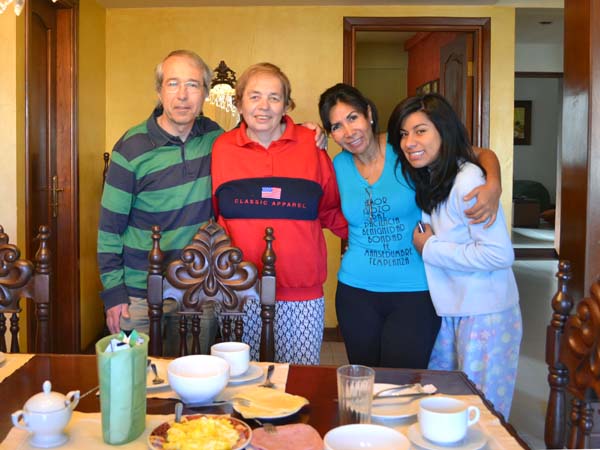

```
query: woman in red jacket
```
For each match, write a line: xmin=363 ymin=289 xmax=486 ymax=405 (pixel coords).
xmin=211 ymin=63 xmax=347 ymax=364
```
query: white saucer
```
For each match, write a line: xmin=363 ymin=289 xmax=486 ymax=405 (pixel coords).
xmin=371 ymin=383 xmax=419 ymax=419
xmin=0 ymin=352 xmax=6 ymax=366
xmin=228 ymin=363 xmax=264 ymax=385
xmin=407 ymin=423 xmax=487 ymax=450
xmin=146 ymin=359 xmax=169 ymax=390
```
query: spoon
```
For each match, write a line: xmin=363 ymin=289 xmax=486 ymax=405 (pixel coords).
xmin=150 ymin=362 xmax=164 ymax=385
xmin=259 ymin=364 xmax=275 ymax=388
xmin=372 ymin=383 xmax=417 ymax=399
xmin=175 ymin=402 xmax=183 ymax=423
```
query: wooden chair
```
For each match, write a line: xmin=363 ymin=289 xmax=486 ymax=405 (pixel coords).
xmin=545 ymin=260 xmax=600 ymax=448
xmin=147 ymin=220 xmax=276 ymax=361
xmin=0 ymin=224 xmax=51 ymax=353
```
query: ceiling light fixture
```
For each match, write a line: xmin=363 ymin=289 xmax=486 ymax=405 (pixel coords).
xmin=0 ymin=0 xmax=58 ymax=16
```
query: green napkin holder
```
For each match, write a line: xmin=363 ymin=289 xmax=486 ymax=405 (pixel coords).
xmin=95 ymin=332 xmax=148 ymax=445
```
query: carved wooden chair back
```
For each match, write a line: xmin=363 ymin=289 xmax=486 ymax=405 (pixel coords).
xmin=545 ymin=260 xmax=600 ymax=448
xmin=147 ymin=220 xmax=276 ymax=361
xmin=0 ymin=225 xmax=51 ymax=353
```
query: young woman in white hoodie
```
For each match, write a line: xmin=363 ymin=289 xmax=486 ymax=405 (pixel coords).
xmin=387 ymin=93 xmax=522 ymax=419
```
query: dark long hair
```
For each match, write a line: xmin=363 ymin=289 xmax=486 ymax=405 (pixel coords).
xmin=318 ymin=83 xmax=379 ymax=135
xmin=387 ymin=93 xmax=483 ymax=214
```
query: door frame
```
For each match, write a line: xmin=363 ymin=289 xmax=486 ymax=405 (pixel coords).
xmin=25 ymin=0 xmax=80 ymax=352
xmin=343 ymin=16 xmax=490 ymax=147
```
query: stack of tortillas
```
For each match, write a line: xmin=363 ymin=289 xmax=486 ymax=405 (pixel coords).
xmin=233 ymin=387 xmax=308 ymax=418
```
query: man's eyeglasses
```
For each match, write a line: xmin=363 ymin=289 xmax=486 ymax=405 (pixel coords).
xmin=163 ymin=80 xmax=202 ymax=94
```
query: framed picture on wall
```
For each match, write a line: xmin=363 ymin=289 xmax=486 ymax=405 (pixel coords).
xmin=416 ymin=79 xmax=439 ymax=95
xmin=416 ymin=81 xmax=431 ymax=95
xmin=514 ymin=100 xmax=532 ymax=145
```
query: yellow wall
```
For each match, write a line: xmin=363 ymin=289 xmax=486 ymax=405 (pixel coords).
xmin=78 ymin=0 xmax=107 ymax=349
xmin=0 ymin=12 xmax=25 ymax=245
xmin=104 ymin=5 xmax=515 ymax=327
xmin=0 ymin=11 xmax=27 ymax=348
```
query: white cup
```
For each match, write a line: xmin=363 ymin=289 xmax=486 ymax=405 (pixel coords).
xmin=418 ymin=396 xmax=480 ymax=444
xmin=210 ymin=342 xmax=250 ymax=377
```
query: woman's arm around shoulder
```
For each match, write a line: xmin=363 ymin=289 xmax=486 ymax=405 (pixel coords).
xmin=464 ymin=147 xmax=502 ymax=228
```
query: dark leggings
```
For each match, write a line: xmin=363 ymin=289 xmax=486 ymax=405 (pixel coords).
xmin=335 ymin=281 xmax=440 ymax=369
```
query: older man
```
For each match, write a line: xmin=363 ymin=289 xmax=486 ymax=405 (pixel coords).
xmin=97 ymin=50 xmax=220 ymax=355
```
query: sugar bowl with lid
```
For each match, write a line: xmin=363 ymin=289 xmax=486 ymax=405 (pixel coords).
xmin=11 ymin=380 xmax=80 ymax=448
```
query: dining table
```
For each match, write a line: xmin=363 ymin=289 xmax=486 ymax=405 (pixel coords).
xmin=0 ymin=353 xmax=529 ymax=449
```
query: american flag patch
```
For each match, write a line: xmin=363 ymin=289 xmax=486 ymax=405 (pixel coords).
xmin=261 ymin=186 xmax=282 ymax=199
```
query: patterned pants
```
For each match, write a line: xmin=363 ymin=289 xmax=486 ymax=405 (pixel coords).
xmin=242 ymin=297 xmax=324 ymax=365
xmin=428 ymin=305 xmax=522 ymax=419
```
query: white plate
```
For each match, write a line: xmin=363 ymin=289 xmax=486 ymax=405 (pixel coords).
xmin=227 ymin=362 xmax=264 ymax=385
xmin=0 ymin=352 xmax=6 ymax=365
xmin=147 ymin=414 xmax=251 ymax=450
xmin=147 ymin=359 xmax=169 ymax=390
xmin=324 ymin=424 xmax=410 ymax=450
xmin=232 ymin=398 xmax=305 ymax=420
xmin=231 ymin=387 xmax=308 ymax=419
xmin=371 ymin=383 xmax=420 ymax=419
xmin=407 ymin=423 xmax=487 ymax=450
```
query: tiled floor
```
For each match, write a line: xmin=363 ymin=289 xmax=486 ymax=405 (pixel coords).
xmin=319 ymin=340 xmax=349 ymax=366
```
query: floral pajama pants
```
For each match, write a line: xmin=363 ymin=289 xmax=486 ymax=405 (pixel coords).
xmin=428 ymin=305 xmax=522 ymax=419
xmin=242 ymin=296 xmax=324 ymax=365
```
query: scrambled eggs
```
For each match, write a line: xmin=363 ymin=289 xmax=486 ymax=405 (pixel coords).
xmin=164 ymin=416 xmax=240 ymax=450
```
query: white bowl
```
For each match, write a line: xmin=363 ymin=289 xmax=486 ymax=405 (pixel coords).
xmin=167 ymin=355 xmax=230 ymax=404
xmin=324 ymin=424 xmax=409 ymax=450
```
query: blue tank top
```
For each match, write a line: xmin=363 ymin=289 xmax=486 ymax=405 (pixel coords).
xmin=333 ymin=142 xmax=428 ymax=292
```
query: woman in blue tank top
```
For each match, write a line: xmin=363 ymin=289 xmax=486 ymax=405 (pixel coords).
xmin=318 ymin=84 xmax=502 ymax=368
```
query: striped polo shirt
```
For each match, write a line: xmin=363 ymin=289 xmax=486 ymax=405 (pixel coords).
xmin=97 ymin=107 xmax=223 ymax=309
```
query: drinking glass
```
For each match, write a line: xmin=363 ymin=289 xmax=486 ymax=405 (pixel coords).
xmin=336 ymin=364 xmax=375 ymax=425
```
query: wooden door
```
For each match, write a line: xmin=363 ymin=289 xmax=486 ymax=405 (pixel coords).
xmin=440 ymin=33 xmax=474 ymax=140
xmin=26 ymin=0 xmax=79 ymax=353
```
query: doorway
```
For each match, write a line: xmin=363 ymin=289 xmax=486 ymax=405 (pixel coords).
xmin=25 ymin=0 xmax=79 ymax=353
xmin=343 ymin=17 xmax=490 ymax=147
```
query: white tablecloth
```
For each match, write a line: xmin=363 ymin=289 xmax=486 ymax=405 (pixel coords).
xmin=373 ymin=394 xmax=524 ymax=450
xmin=1 ymin=360 xmax=524 ymax=450
xmin=1 ymin=361 xmax=290 ymax=449
xmin=0 ymin=353 xmax=33 ymax=383
xmin=1 ymin=412 xmax=171 ymax=450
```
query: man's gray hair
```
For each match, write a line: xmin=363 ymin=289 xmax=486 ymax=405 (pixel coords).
xmin=155 ymin=50 xmax=212 ymax=98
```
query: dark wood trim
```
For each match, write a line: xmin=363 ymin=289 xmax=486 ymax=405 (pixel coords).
xmin=323 ymin=327 xmax=344 ymax=342
xmin=558 ymin=0 xmax=600 ymax=300
xmin=514 ymin=248 xmax=559 ymax=260
xmin=343 ymin=16 xmax=490 ymax=148
xmin=515 ymin=71 xmax=563 ymax=78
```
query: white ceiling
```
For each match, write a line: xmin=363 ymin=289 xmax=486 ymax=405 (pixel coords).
xmin=516 ymin=8 xmax=563 ymax=44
